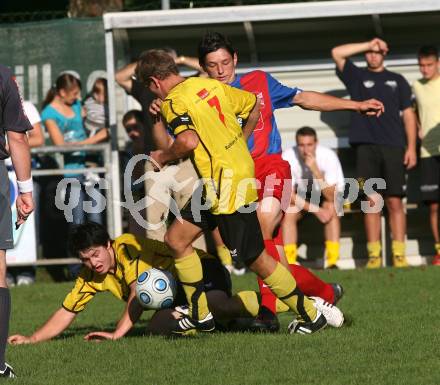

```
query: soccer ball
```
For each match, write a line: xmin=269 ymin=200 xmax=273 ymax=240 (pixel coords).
xmin=135 ymin=268 xmax=177 ymax=310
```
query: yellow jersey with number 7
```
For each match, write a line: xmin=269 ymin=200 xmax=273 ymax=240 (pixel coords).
xmin=161 ymin=77 xmax=258 ymax=215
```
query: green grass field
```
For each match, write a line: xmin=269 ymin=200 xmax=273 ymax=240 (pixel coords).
xmin=6 ymin=267 xmax=440 ymax=385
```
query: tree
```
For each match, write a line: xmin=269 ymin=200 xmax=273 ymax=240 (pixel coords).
xmin=69 ymin=0 xmax=124 ymax=17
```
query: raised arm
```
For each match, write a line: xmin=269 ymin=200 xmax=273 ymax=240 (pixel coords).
xmin=293 ymin=91 xmax=384 ymax=116
xmin=331 ymin=38 xmax=389 ymax=72
xmin=115 ymin=62 xmax=136 ymax=93
xmin=8 ymin=307 xmax=77 ymax=345
xmin=84 ymin=282 xmax=144 ymax=341
xmin=175 ymin=55 xmax=205 ymax=74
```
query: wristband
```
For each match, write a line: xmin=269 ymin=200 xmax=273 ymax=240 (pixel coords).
xmin=17 ymin=178 xmax=33 ymax=193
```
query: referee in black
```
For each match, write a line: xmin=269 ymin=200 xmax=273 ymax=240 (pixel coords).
xmin=0 ymin=64 xmax=34 ymax=378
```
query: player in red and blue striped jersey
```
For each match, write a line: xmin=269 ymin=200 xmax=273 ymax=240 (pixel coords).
xmin=198 ymin=32 xmax=383 ymax=331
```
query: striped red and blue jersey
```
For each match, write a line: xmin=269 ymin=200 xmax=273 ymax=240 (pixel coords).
xmin=230 ymin=70 xmax=301 ymax=159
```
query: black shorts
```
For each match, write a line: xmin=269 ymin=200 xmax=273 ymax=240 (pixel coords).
xmin=420 ymin=156 xmax=440 ymax=202
xmin=180 ymin=195 xmax=264 ymax=265
xmin=175 ymin=258 xmax=232 ymax=305
xmin=0 ymin=161 xmax=13 ymax=250
xmin=216 ymin=205 xmax=265 ymax=266
xmin=356 ymin=144 xmax=406 ymax=197
xmin=179 ymin=199 xmax=218 ymax=231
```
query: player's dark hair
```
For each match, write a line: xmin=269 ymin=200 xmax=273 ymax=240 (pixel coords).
xmin=198 ymin=32 xmax=236 ymax=67
xmin=122 ymin=109 xmax=143 ymax=127
xmin=418 ymin=45 xmax=439 ymax=60
xmin=135 ymin=49 xmax=179 ymax=86
xmin=42 ymin=73 xmax=82 ymax=109
xmin=296 ymin=126 xmax=317 ymax=141
xmin=68 ymin=222 xmax=111 ymax=258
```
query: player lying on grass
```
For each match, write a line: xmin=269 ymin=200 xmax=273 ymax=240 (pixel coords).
xmin=8 ymin=222 xmax=343 ymax=344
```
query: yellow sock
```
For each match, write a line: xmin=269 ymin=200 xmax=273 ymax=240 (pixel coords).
xmin=263 ymin=263 xmax=317 ymax=322
xmin=235 ymin=291 xmax=260 ymax=317
xmin=325 ymin=240 xmax=340 ymax=266
xmin=276 ymin=298 xmax=289 ymax=314
xmin=174 ymin=251 xmax=209 ymax=320
xmin=367 ymin=241 xmax=381 ymax=258
xmin=216 ymin=245 xmax=232 ymax=266
xmin=235 ymin=291 xmax=290 ymax=317
xmin=434 ymin=243 xmax=440 ymax=254
xmin=284 ymin=243 xmax=298 ymax=264
xmin=392 ymin=240 xmax=405 ymax=257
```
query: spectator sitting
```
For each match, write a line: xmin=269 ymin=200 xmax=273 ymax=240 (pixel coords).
xmin=282 ymin=126 xmax=345 ymax=269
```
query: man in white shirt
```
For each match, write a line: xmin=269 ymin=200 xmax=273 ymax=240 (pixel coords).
xmin=282 ymin=126 xmax=345 ymax=268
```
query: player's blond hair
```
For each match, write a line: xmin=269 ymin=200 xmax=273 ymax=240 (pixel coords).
xmin=135 ymin=49 xmax=179 ymax=86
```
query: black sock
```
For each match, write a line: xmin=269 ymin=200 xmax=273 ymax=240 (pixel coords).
xmin=0 ymin=288 xmax=11 ymax=370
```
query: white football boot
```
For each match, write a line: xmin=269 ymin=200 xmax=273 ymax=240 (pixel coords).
xmin=311 ymin=296 xmax=344 ymax=328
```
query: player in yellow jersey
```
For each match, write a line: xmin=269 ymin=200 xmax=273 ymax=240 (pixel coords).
xmin=9 ymin=222 xmax=309 ymax=344
xmin=135 ymin=49 xmax=329 ymax=335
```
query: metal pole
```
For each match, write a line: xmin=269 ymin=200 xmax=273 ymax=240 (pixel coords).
xmin=161 ymin=0 xmax=170 ymax=10
xmin=104 ymin=144 xmax=114 ymax=240
xmin=105 ymin=26 xmax=123 ymax=238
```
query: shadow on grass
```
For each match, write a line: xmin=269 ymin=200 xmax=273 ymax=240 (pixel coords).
xmin=58 ymin=321 xmax=150 ymax=340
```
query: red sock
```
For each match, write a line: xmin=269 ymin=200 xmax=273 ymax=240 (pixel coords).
xmin=257 ymin=239 xmax=280 ymax=314
xmin=289 ymin=264 xmax=334 ymax=303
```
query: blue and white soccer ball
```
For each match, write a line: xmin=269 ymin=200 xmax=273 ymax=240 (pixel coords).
xmin=135 ymin=268 xmax=177 ymax=310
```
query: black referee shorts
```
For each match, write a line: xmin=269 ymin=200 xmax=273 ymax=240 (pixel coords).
xmin=0 ymin=161 xmax=13 ymax=250
xmin=356 ymin=144 xmax=406 ymax=197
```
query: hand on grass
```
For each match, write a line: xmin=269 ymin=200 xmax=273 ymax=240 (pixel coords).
xmin=8 ymin=334 xmax=32 ymax=345
xmin=84 ymin=331 xmax=116 ymax=342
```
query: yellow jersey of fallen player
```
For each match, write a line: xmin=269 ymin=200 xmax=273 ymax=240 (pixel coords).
xmin=161 ymin=77 xmax=258 ymax=215
xmin=63 ymin=234 xmax=181 ymax=313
